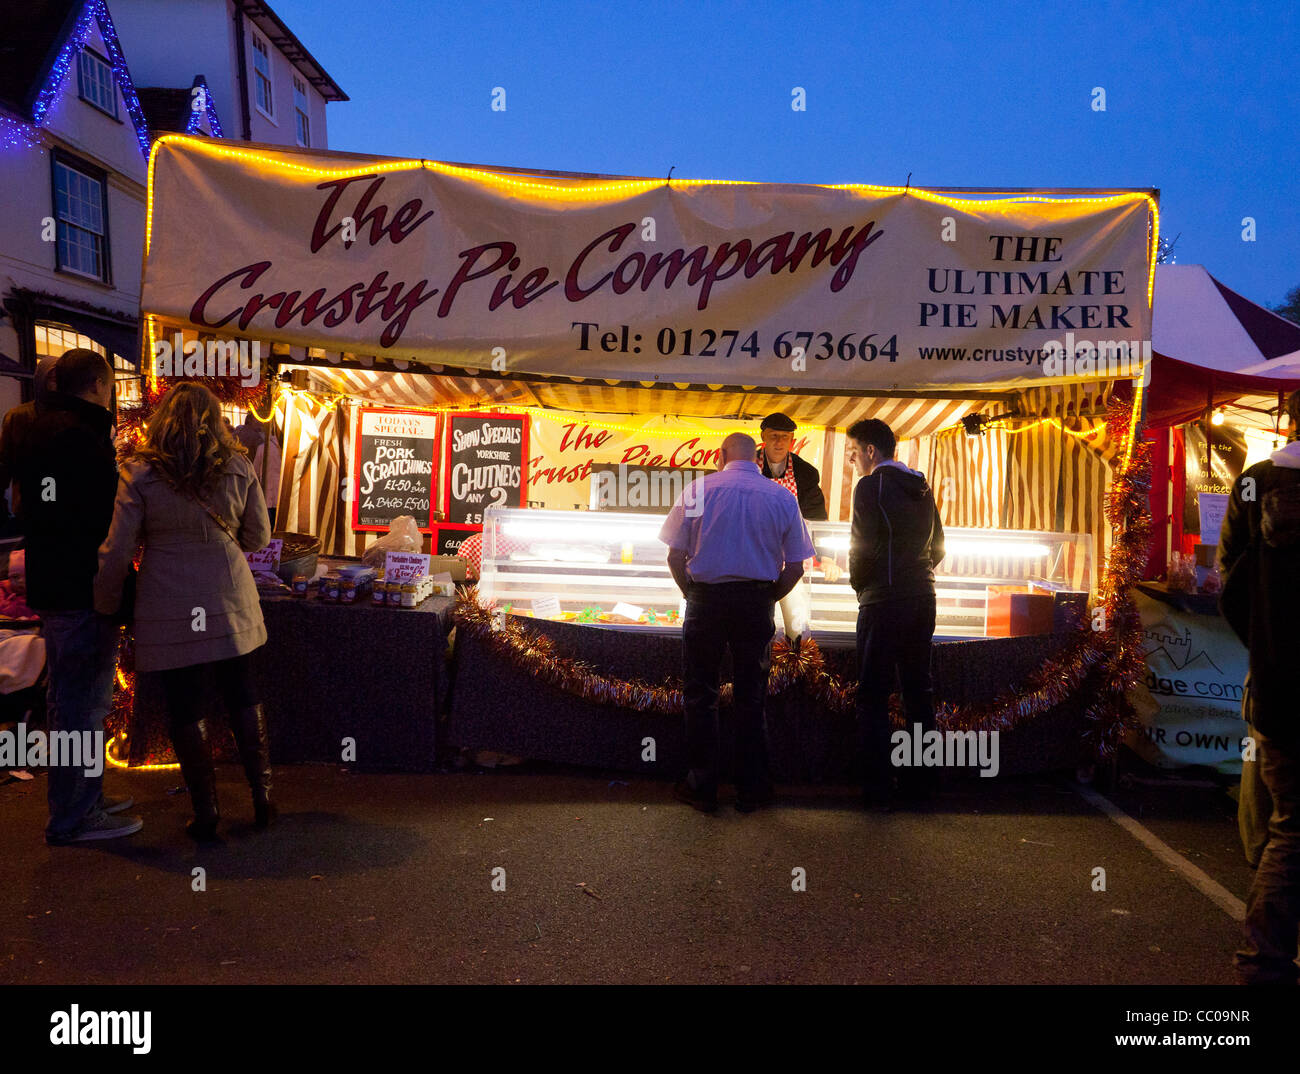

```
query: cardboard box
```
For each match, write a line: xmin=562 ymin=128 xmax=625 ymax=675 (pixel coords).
xmin=428 ymin=555 xmax=467 ymax=582
xmin=1028 ymin=581 xmax=1089 ymax=633
xmin=986 ymin=586 xmax=1055 ymax=637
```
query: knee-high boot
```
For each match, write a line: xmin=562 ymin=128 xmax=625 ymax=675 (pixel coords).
xmin=228 ymin=703 xmax=274 ymax=828
xmin=171 ymin=719 xmax=219 ymax=840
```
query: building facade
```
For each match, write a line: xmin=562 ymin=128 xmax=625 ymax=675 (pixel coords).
xmin=0 ymin=0 xmax=344 ymax=432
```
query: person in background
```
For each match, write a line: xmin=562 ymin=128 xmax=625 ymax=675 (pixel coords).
xmin=16 ymin=349 xmax=142 ymax=844
xmin=755 ymin=411 xmax=841 ymax=584
xmin=1218 ymin=387 xmax=1300 ymax=984
xmin=847 ymin=417 xmax=945 ymax=810
xmin=756 ymin=412 xmax=827 ymax=520
xmin=96 ymin=383 xmax=273 ymax=840
xmin=235 ymin=411 xmax=281 ymax=529
xmin=0 ymin=353 xmax=60 ymax=524
xmin=660 ymin=432 xmax=814 ymax=813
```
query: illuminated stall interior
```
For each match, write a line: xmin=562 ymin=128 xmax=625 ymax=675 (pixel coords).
xmin=166 ymin=348 xmax=1126 ymax=641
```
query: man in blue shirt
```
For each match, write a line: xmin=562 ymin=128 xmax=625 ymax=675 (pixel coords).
xmin=660 ymin=432 xmax=815 ymax=812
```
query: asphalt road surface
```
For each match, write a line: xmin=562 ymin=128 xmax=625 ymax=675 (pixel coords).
xmin=0 ymin=761 xmax=1260 ymax=985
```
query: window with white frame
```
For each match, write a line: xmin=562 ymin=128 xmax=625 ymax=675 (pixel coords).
xmin=252 ymin=33 xmax=273 ymax=116
xmin=33 ymin=323 xmax=139 ymax=406
xmin=77 ymin=47 xmax=117 ymax=117
xmin=293 ymin=75 xmax=310 ymax=146
xmin=53 ymin=156 xmax=109 ymax=282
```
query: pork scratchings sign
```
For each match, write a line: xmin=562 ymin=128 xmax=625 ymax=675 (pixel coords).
xmin=142 ymin=139 xmax=1156 ymax=391
xmin=352 ymin=408 xmax=440 ymax=532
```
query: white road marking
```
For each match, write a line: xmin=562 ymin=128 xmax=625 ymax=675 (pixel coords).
xmin=1076 ymin=785 xmax=1246 ymax=921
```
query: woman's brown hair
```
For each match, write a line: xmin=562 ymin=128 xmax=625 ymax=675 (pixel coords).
xmin=133 ymin=383 xmax=247 ymax=496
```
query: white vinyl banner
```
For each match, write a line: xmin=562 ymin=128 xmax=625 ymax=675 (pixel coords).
xmin=143 ymin=139 xmax=1155 ymax=391
xmin=1126 ymin=590 xmax=1249 ymax=774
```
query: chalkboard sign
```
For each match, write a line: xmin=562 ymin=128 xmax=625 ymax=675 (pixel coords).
xmin=443 ymin=412 xmax=528 ymax=527
xmin=351 ymin=408 xmax=440 ymax=532
xmin=435 ymin=526 xmax=475 ymax=557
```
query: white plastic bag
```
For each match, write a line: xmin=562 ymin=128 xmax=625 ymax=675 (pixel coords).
xmin=361 ymin=515 xmax=423 ymax=569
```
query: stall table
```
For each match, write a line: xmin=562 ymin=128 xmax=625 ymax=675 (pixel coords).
xmin=127 ymin=594 xmax=454 ymax=771
xmin=447 ymin=618 xmax=1097 ymax=781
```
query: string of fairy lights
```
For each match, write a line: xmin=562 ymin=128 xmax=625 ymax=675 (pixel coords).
xmin=115 ymin=125 xmax=1159 ymax=770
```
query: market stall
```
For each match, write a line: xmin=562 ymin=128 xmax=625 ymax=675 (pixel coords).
xmin=125 ymin=135 xmax=1161 ymax=776
xmin=1123 ymin=264 xmax=1300 ymax=771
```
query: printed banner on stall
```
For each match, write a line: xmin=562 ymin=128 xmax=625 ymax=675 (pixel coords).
xmin=526 ymin=413 xmax=822 ymax=511
xmin=142 ymin=139 xmax=1155 ymax=391
xmin=1126 ymin=590 xmax=1249 ymax=774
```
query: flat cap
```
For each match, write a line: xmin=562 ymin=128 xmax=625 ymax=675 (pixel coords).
xmin=759 ymin=412 xmax=797 ymax=432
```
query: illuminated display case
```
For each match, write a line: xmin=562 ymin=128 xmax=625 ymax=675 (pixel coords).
xmin=478 ymin=506 xmax=1094 ymax=640
xmin=478 ymin=507 xmax=687 ymax=632
xmin=805 ymin=521 xmax=1095 ymax=639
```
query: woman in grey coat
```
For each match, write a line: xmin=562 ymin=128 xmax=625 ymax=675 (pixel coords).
xmin=96 ymin=383 xmax=274 ymax=840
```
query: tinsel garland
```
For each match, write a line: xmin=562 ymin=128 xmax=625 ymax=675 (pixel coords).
xmin=452 ymin=391 xmax=1155 ymax=750
xmin=147 ymin=375 xmax=267 ymax=410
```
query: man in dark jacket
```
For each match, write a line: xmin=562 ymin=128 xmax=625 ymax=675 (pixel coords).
xmin=17 ymin=348 xmax=142 ymax=844
xmin=756 ymin=412 xmax=828 ymax=521
xmin=0 ymin=353 xmax=59 ymax=525
xmin=847 ymin=417 xmax=945 ymax=808
xmin=1219 ymin=388 xmax=1300 ymax=984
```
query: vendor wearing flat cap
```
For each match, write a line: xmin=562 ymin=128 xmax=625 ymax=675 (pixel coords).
xmin=756 ymin=412 xmax=828 ymax=521
xmin=756 ymin=412 xmax=841 ymax=583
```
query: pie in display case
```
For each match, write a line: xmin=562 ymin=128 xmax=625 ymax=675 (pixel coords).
xmin=477 ymin=506 xmax=1094 ymax=640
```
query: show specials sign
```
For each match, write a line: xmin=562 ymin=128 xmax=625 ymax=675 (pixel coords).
xmin=1126 ymin=590 xmax=1249 ymax=774
xmin=352 ymin=408 xmax=439 ymax=531
xmin=443 ymin=412 xmax=528 ymax=526
xmin=143 ymin=140 xmax=1155 ymax=391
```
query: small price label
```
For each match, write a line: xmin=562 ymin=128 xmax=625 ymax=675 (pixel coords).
xmin=532 ymin=595 xmax=561 ymax=619
xmin=386 ymin=551 xmax=430 ymax=582
xmin=246 ymin=539 xmax=282 ymax=571
xmin=611 ymin=602 xmax=644 ymax=621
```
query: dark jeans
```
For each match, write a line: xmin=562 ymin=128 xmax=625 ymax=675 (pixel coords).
xmin=682 ymin=583 xmax=776 ymax=797
xmin=1236 ymin=728 xmax=1300 ymax=984
xmin=159 ymin=653 xmax=260 ymax=731
xmin=38 ymin=608 xmax=119 ymax=839
xmin=856 ymin=593 xmax=936 ymax=790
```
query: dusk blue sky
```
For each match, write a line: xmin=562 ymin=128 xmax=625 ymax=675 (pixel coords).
xmin=273 ymin=0 xmax=1298 ymax=309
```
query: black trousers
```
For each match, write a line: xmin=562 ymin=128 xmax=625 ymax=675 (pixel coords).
xmin=682 ymin=583 xmax=776 ymax=796
xmin=159 ymin=653 xmax=260 ymax=733
xmin=856 ymin=593 xmax=936 ymax=790
xmin=1236 ymin=728 xmax=1300 ymax=983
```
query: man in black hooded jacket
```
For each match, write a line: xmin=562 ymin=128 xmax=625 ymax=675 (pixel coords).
xmin=847 ymin=417 xmax=945 ymax=808
xmin=1219 ymin=388 xmax=1300 ymax=984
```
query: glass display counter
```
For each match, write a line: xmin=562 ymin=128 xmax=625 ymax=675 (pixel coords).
xmin=806 ymin=521 xmax=1094 ymax=639
xmin=478 ymin=506 xmax=1094 ymax=640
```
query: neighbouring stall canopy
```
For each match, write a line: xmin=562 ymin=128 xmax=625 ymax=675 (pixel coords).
xmin=1146 ymin=264 xmax=1300 ymax=429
